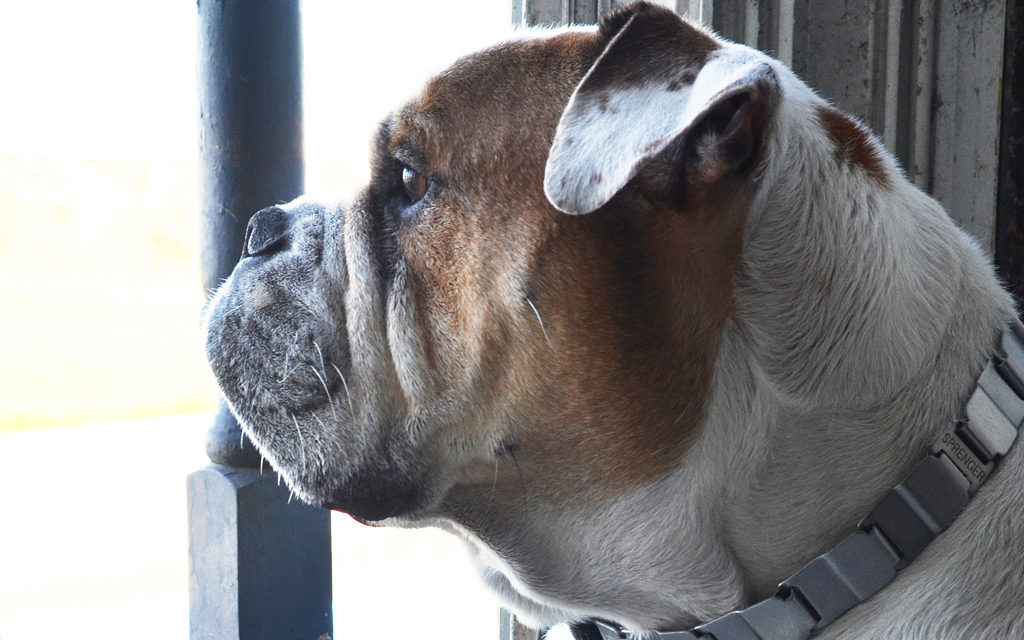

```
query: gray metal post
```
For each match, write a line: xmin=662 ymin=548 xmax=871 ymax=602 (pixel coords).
xmin=190 ymin=2 xmax=333 ymax=639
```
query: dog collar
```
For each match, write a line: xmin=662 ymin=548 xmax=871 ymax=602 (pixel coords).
xmin=572 ymin=318 xmax=1024 ymax=640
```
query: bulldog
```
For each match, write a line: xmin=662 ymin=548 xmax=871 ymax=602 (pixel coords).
xmin=203 ymin=2 xmax=1024 ymax=637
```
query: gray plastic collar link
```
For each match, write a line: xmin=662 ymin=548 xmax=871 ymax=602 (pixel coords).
xmin=857 ymin=454 xmax=969 ymax=569
xmin=780 ymin=527 xmax=899 ymax=628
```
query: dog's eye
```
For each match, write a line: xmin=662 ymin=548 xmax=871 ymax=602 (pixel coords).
xmin=401 ymin=166 xmax=428 ymax=203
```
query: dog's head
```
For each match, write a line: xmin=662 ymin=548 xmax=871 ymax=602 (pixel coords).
xmin=203 ymin=1 xmax=841 ymax=629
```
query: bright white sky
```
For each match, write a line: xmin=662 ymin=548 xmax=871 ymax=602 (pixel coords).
xmin=0 ymin=0 xmax=510 ymax=165
xmin=1 ymin=1 xmax=200 ymax=160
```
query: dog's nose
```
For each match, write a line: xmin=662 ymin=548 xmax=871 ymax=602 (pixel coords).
xmin=243 ymin=206 xmax=292 ymax=257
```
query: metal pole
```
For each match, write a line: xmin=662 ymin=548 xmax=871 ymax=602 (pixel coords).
xmin=190 ymin=2 xmax=332 ymax=639
xmin=997 ymin=0 xmax=1024 ymax=302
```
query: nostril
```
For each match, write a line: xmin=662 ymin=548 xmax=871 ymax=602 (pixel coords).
xmin=243 ymin=206 xmax=291 ymax=257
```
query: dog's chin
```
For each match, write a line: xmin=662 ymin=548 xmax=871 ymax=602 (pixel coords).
xmin=285 ymin=439 xmax=436 ymax=524
xmin=224 ymin=383 xmax=440 ymax=525
xmin=320 ymin=477 xmax=425 ymax=523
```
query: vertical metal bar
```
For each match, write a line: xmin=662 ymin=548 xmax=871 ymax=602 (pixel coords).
xmin=908 ymin=0 xmax=936 ymax=191
xmin=524 ymin=0 xmax=566 ymax=25
xmin=190 ymin=2 xmax=333 ymax=639
xmin=928 ymin=0 xmax=1006 ymax=249
xmin=197 ymin=2 xmax=304 ymax=320
xmin=775 ymin=0 xmax=794 ymax=66
xmin=197 ymin=0 xmax=305 ymax=470
xmin=570 ymin=0 xmax=600 ymax=24
xmin=880 ymin=0 xmax=903 ymax=151
xmin=680 ymin=0 xmax=713 ymax=27
xmin=710 ymin=0 xmax=739 ymax=40
xmin=997 ymin=0 xmax=1024 ymax=301
xmin=512 ymin=0 xmax=526 ymax=26
xmin=743 ymin=0 xmax=760 ymax=47
xmin=700 ymin=0 xmax=714 ymax=27
xmin=792 ymin=0 xmax=881 ymax=127
xmin=867 ymin=0 xmax=889 ymax=142
xmin=755 ymin=0 xmax=775 ymax=53
xmin=756 ymin=0 xmax=795 ymax=65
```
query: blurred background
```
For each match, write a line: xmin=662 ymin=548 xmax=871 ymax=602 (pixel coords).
xmin=0 ymin=1 xmax=514 ymax=638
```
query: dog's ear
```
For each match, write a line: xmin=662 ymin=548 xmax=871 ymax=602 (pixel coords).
xmin=544 ymin=3 xmax=778 ymax=215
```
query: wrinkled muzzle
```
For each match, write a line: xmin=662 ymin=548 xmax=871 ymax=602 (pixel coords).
xmin=202 ymin=197 xmax=426 ymax=522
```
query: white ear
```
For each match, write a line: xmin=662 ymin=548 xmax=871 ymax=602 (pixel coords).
xmin=543 ymin=6 xmax=778 ymax=215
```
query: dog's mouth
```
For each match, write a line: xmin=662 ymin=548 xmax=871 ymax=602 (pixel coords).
xmin=207 ymin=310 xmax=430 ymax=523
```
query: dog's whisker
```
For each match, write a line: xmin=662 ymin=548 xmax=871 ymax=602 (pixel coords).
xmin=278 ymin=362 xmax=300 ymax=384
xmin=290 ymin=413 xmax=308 ymax=473
xmin=488 ymin=457 xmax=500 ymax=507
xmin=331 ymin=363 xmax=355 ymax=414
xmin=313 ymin=341 xmax=328 ymax=377
xmin=280 ymin=329 xmax=301 ymax=379
xmin=311 ymin=412 xmax=330 ymax=437
xmin=310 ymin=413 xmax=332 ymax=468
xmin=525 ymin=297 xmax=551 ymax=347
xmin=310 ymin=365 xmax=338 ymax=420
xmin=509 ymin=450 xmax=530 ymax=521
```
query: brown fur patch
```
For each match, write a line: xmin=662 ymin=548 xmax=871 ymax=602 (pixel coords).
xmin=583 ymin=1 xmax=718 ymax=94
xmin=816 ymin=105 xmax=891 ymax=187
xmin=514 ymin=175 xmax=750 ymax=499
xmin=374 ymin=24 xmax=746 ymax=511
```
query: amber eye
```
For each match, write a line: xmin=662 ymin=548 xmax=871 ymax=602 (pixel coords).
xmin=401 ymin=166 xmax=428 ymax=203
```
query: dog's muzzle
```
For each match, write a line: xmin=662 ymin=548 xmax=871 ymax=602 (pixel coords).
xmin=203 ymin=196 xmax=438 ymax=523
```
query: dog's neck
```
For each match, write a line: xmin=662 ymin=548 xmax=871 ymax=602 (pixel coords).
xmin=698 ymin=80 xmax=1014 ymax=598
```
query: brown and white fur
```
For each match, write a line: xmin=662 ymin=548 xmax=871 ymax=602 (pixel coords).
xmin=202 ymin=3 xmax=1023 ymax=637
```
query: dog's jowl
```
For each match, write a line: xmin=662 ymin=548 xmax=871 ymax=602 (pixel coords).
xmin=203 ymin=2 xmax=1024 ymax=637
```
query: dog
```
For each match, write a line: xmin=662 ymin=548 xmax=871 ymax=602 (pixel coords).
xmin=203 ymin=2 xmax=1024 ymax=637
